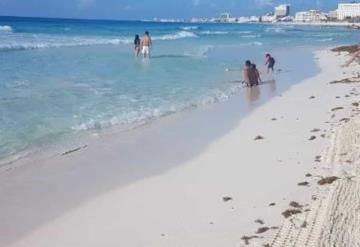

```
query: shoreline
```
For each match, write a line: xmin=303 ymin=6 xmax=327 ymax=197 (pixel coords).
xmin=0 ymin=45 xmax=319 ymax=170
xmin=1 ymin=46 xmax=360 ymax=246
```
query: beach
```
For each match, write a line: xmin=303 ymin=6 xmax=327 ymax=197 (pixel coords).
xmin=1 ymin=45 xmax=359 ymax=247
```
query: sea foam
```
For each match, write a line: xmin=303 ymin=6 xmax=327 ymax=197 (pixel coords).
xmin=0 ymin=25 xmax=13 ymax=33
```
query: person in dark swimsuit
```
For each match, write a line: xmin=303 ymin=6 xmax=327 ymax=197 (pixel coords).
xmin=265 ymin=53 xmax=275 ymax=73
xmin=134 ymin=34 xmax=141 ymax=57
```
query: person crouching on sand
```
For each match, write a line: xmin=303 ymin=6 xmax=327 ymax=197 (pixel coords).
xmin=134 ymin=34 xmax=141 ymax=57
xmin=141 ymin=31 xmax=152 ymax=58
xmin=265 ymin=53 xmax=275 ymax=73
xmin=243 ymin=60 xmax=258 ymax=87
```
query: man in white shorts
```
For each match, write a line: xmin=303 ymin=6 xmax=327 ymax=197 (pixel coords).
xmin=141 ymin=31 xmax=152 ymax=58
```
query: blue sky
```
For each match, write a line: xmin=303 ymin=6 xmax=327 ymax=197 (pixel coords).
xmin=0 ymin=0 xmax=352 ymax=20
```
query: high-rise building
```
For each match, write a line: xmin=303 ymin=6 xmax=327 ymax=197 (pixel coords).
xmin=337 ymin=3 xmax=360 ymax=20
xmin=275 ymin=4 xmax=290 ymax=18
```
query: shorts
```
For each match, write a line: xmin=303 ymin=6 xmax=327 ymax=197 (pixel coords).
xmin=142 ymin=46 xmax=150 ymax=55
xmin=268 ymin=64 xmax=274 ymax=70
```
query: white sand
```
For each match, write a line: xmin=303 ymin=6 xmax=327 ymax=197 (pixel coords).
xmin=0 ymin=49 xmax=359 ymax=247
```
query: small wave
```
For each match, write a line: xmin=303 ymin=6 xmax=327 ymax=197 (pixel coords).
xmin=251 ymin=41 xmax=263 ymax=46
xmin=0 ymin=25 xmax=13 ymax=33
xmin=72 ymin=85 xmax=243 ymax=132
xmin=242 ymin=34 xmax=260 ymax=38
xmin=180 ymin=26 xmax=199 ymax=31
xmin=265 ymin=27 xmax=286 ymax=33
xmin=0 ymin=37 xmax=132 ymax=51
xmin=200 ymin=31 xmax=229 ymax=35
xmin=319 ymin=38 xmax=334 ymax=42
xmin=154 ymin=31 xmax=198 ymax=40
xmin=200 ymin=30 xmax=253 ymax=36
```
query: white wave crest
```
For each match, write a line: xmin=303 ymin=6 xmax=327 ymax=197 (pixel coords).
xmin=265 ymin=27 xmax=285 ymax=33
xmin=0 ymin=37 xmax=132 ymax=51
xmin=0 ymin=25 xmax=13 ymax=33
xmin=154 ymin=31 xmax=198 ymax=40
xmin=251 ymin=41 xmax=263 ymax=46
xmin=180 ymin=26 xmax=199 ymax=31
xmin=200 ymin=31 xmax=229 ymax=35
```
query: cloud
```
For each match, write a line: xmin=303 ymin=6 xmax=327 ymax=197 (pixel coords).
xmin=254 ymin=0 xmax=274 ymax=7
xmin=78 ymin=0 xmax=95 ymax=9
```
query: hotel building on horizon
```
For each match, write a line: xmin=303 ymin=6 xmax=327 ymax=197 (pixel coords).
xmin=337 ymin=3 xmax=360 ymax=20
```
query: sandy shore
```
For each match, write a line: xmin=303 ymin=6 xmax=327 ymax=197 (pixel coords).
xmin=1 ymin=47 xmax=360 ymax=247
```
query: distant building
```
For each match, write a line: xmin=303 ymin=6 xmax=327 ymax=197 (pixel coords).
xmin=295 ymin=10 xmax=327 ymax=23
xmin=261 ymin=14 xmax=276 ymax=23
xmin=337 ymin=3 xmax=360 ymax=20
xmin=328 ymin=10 xmax=338 ymax=21
xmin=275 ymin=4 xmax=290 ymax=18
xmin=220 ymin=13 xmax=232 ymax=22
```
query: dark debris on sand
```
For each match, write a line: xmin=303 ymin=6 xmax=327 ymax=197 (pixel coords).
xmin=289 ymin=201 xmax=303 ymax=209
xmin=282 ymin=209 xmax=302 ymax=218
xmin=254 ymin=135 xmax=265 ymax=140
xmin=298 ymin=181 xmax=310 ymax=186
xmin=331 ymin=107 xmax=344 ymax=111
xmin=256 ymin=227 xmax=270 ymax=234
xmin=331 ymin=45 xmax=359 ymax=53
xmin=241 ymin=235 xmax=259 ymax=245
xmin=309 ymin=136 xmax=316 ymax=141
xmin=318 ymin=176 xmax=339 ymax=185
xmin=223 ymin=196 xmax=233 ymax=202
xmin=255 ymin=219 xmax=265 ymax=225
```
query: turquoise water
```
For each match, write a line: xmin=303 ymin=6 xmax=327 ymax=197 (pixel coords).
xmin=1 ymin=17 xmax=360 ymax=161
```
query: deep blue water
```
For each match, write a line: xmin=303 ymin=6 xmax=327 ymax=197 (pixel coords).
xmin=0 ymin=16 xmax=359 ymax=162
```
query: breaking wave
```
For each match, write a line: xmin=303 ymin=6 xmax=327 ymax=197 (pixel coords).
xmin=0 ymin=25 xmax=13 ymax=33
xmin=0 ymin=31 xmax=199 ymax=52
xmin=180 ymin=26 xmax=200 ymax=31
xmin=154 ymin=31 xmax=198 ymax=40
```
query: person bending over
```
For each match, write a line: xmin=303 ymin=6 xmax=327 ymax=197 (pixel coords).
xmin=243 ymin=60 xmax=258 ymax=87
xmin=265 ymin=53 xmax=275 ymax=73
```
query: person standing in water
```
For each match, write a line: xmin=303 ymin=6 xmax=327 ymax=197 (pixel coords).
xmin=141 ymin=31 xmax=152 ymax=58
xmin=134 ymin=34 xmax=141 ymax=57
xmin=265 ymin=53 xmax=275 ymax=73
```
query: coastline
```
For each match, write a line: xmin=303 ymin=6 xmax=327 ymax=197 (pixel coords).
xmin=1 ymin=46 xmax=360 ymax=247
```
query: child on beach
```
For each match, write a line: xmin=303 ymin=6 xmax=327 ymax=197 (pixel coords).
xmin=265 ymin=53 xmax=275 ymax=73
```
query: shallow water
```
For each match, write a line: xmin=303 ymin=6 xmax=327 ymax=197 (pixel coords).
xmin=0 ymin=17 xmax=359 ymax=161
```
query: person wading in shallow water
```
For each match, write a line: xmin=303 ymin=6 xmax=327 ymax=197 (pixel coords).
xmin=243 ymin=60 xmax=258 ymax=87
xmin=134 ymin=34 xmax=141 ymax=57
xmin=141 ymin=31 xmax=152 ymax=58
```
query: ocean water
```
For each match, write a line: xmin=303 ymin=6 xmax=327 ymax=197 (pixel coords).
xmin=1 ymin=16 xmax=360 ymax=162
